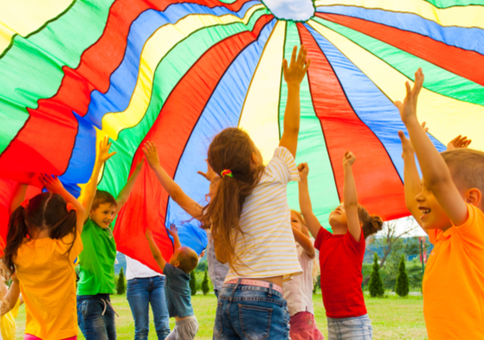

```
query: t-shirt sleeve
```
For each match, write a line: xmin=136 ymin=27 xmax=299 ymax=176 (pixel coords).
xmin=453 ymin=204 xmax=484 ymax=247
xmin=266 ymin=147 xmax=300 ymax=185
xmin=59 ymin=232 xmax=83 ymax=263
xmin=345 ymin=231 xmax=365 ymax=255
xmin=163 ymin=263 xmax=175 ymax=278
xmin=314 ymin=227 xmax=332 ymax=250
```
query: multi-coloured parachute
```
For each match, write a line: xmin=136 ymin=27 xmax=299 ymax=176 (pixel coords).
xmin=0 ymin=0 xmax=482 ymax=271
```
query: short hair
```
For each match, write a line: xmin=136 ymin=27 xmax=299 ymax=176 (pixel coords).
xmin=441 ymin=149 xmax=484 ymax=194
xmin=177 ymin=247 xmax=199 ymax=273
xmin=92 ymin=190 xmax=117 ymax=211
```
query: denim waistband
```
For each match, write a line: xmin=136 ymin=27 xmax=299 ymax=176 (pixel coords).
xmin=77 ymin=294 xmax=111 ymax=301
xmin=221 ymin=282 xmax=284 ymax=299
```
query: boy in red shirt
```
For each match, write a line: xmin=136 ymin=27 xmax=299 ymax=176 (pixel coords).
xmin=397 ymin=68 xmax=484 ymax=340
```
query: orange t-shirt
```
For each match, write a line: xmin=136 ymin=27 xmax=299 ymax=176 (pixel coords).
xmin=423 ymin=204 xmax=484 ymax=339
xmin=15 ymin=232 xmax=82 ymax=340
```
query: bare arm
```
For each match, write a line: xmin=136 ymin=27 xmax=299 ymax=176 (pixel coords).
xmin=143 ymin=141 xmax=202 ymax=219
xmin=145 ymin=229 xmax=166 ymax=272
xmin=279 ymin=45 xmax=310 ymax=157
xmin=297 ymin=163 xmax=322 ymax=239
xmin=40 ymin=175 xmax=86 ymax=234
xmin=1 ymin=277 xmax=19 ymax=317
xmin=292 ymin=226 xmax=315 ymax=259
xmin=116 ymin=158 xmax=143 ymax=212
xmin=83 ymin=137 xmax=116 ymax=221
xmin=395 ymin=69 xmax=467 ymax=226
xmin=343 ymin=152 xmax=362 ymax=242
xmin=168 ymin=224 xmax=182 ymax=250
xmin=9 ymin=183 xmax=27 ymax=214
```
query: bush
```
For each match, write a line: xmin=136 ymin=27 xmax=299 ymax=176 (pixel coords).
xmin=201 ymin=270 xmax=210 ymax=295
xmin=117 ymin=267 xmax=126 ymax=295
xmin=369 ymin=252 xmax=384 ymax=297
xmin=395 ymin=255 xmax=410 ymax=297
xmin=190 ymin=271 xmax=197 ymax=296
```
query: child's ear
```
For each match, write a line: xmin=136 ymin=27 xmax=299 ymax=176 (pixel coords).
xmin=174 ymin=260 xmax=180 ymax=268
xmin=464 ymin=188 xmax=482 ymax=208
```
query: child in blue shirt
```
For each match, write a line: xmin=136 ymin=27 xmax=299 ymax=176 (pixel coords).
xmin=145 ymin=225 xmax=199 ymax=340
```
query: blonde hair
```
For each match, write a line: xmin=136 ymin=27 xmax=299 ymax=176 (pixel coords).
xmin=291 ymin=210 xmax=319 ymax=282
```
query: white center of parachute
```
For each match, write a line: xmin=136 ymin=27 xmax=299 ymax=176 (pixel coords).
xmin=263 ymin=0 xmax=315 ymax=21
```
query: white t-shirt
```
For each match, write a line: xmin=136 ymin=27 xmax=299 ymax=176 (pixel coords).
xmin=224 ymin=147 xmax=302 ymax=282
xmin=125 ymin=255 xmax=163 ymax=281
xmin=283 ymin=244 xmax=315 ymax=316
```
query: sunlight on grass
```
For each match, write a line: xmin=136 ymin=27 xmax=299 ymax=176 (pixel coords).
xmin=15 ymin=293 xmax=428 ymax=339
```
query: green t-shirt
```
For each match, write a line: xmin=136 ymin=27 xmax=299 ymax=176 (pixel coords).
xmin=77 ymin=219 xmax=116 ymax=295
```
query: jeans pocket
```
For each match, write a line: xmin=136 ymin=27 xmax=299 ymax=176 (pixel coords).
xmin=213 ymin=302 xmax=223 ymax=339
xmin=239 ymin=304 xmax=272 ymax=340
xmin=80 ymin=300 xmax=89 ymax=319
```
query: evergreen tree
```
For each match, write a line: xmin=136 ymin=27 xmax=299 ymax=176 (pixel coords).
xmin=201 ymin=269 xmax=210 ymax=295
xmin=395 ymin=255 xmax=410 ymax=297
xmin=190 ymin=271 xmax=197 ymax=296
xmin=369 ymin=252 xmax=384 ymax=297
xmin=117 ymin=267 xmax=126 ymax=295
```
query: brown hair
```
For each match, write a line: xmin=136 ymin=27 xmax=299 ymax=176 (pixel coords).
xmin=4 ymin=193 xmax=77 ymax=274
xmin=441 ymin=149 xmax=484 ymax=200
xmin=200 ymin=128 xmax=264 ymax=272
xmin=177 ymin=247 xmax=199 ymax=273
xmin=92 ymin=190 xmax=117 ymax=211
xmin=357 ymin=205 xmax=383 ymax=239
xmin=291 ymin=210 xmax=310 ymax=238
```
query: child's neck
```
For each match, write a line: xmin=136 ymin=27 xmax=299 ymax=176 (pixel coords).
xmin=30 ymin=228 xmax=50 ymax=240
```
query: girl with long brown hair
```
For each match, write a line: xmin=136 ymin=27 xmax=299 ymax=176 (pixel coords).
xmin=203 ymin=45 xmax=310 ymax=339
xmin=4 ymin=175 xmax=85 ymax=340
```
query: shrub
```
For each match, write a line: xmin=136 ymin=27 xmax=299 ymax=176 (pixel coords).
xmin=190 ymin=271 xmax=197 ymax=296
xmin=369 ymin=252 xmax=384 ymax=297
xmin=201 ymin=270 xmax=210 ymax=295
xmin=395 ymin=255 xmax=410 ymax=297
xmin=117 ymin=267 xmax=126 ymax=295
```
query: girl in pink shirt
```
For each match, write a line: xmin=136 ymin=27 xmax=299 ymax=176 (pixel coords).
xmin=298 ymin=153 xmax=383 ymax=340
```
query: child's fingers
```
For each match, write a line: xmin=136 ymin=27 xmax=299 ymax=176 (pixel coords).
xmin=290 ymin=46 xmax=297 ymax=66
xmin=405 ymin=81 xmax=412 ymax=98
xmin=394 ymin=100 xmax=402 ymax=109
xmin=282 ymin=59 xmax=288 ymax=75
xmin=297 ymin=45 xmax=306 ymax=65
xmin=303 ymin=58 xmax=311 ymax=73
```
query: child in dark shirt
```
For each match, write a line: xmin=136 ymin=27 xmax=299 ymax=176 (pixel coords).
xmin=145 ymin=225 xmax=199 ymax=340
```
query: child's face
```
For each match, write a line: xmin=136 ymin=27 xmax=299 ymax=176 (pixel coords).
xmin=416 ymin=179 xmax=452 ymax=231
xmin=290 ymin=211 xmax=302 ymax=232
xmin=90 ymin=203 xmax=116 ymax=229
xmin=328 ymin=203 xmax=348 ymax=232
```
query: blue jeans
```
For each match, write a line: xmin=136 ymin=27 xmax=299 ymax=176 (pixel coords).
xmin=327 ymin=314 xmax=373 ymax=340
xmin=213 ymin=280 xmax=290 ymax=339
xmin=127 ymin=276 xmax=171 ymax=340
xmin=77 ymin=294 xmax=116 ymax=340
xmin=214 ymin=289 xmax=220 ymax=299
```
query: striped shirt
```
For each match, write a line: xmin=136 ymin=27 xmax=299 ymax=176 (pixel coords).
xmin=224 ymin=147 xmax=302 ymax=282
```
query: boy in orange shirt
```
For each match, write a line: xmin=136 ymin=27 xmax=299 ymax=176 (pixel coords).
xmin=396 ymin=68 xmax=484 ymax=340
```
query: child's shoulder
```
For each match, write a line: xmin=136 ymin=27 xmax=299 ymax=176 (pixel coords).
xmin=263 ymin=146 xmax=299 ymax=184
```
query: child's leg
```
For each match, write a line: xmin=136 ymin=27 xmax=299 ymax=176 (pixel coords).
xmin=289 ymin=312 xmax=324 ymax=340
xmin=102 ymin=295 xmax=117 ymax=340
xmin=77 ymin=295 xmax=109 ymax=340
xmin=327 ymin=314 xmax=372 ymax=340
xmin=127 ymin=278 xmax=151 ymax=340
xmin=148 ymin=276 xmax=171 ymax=339
xmin=166 ymin=316 xmax=198 ymax=340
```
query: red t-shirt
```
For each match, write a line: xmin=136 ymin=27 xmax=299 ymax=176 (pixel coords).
xmin=315 ymin=227 xmax=367 ymax=318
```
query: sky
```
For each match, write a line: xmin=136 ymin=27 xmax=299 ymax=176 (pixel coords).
xmin=263 ymin=0 xmax=315 ymax=21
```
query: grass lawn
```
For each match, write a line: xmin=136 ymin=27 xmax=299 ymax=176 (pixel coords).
xmin=15 ymin=293 xmax=428 ymax=339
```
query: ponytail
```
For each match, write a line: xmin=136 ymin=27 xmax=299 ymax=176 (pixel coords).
xmin=358 ymin=205 xmax=383 ymax=239
xmin=4 ymin=206 xmax=30 ymax=274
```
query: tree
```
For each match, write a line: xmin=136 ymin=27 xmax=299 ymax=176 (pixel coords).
xmin=369 ymin=252 xmax=384 ymax=297
xmin=117 ymin=267 xmax=126 ymax=295
xmin=201 ymin=270 xmax=210 ymax=295
xmin=395 ymin=255 xmax=410 ymax=297
xmin=190 ymin=271 xmax=197 ymax=296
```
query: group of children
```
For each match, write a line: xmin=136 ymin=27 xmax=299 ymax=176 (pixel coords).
xmin=0 ymin=45 xmax=482 ymax=340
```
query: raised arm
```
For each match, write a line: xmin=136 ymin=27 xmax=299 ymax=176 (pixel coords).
xmin=40 ymin=175 xmax=86 ymax=234
xmin=168 ymin=224 xmax=182 ymax=250
xmin=115 ymin=157 xmax=143 ymax=212
xmin=399 ymin=131 xmax=426 ymax=230
xmin=145 ymin=229 xmax=167 ymax=272
xmin=82 ymin=137 xmax=116 ymax=221
xmin=343 ymin=152 xmax=362 ymax=242
xmin=9 ymin=183 xmax=27 ymax=214
xmin=292 ymin=226 xmax=315 ymax=259
xmin=297 ymin=163 xmax=321 ymax=239
xmin=1 ymin=275 xmax=19 ymax=317
xmin=395 ymin=69 xmax=467 ymax=226
xmin=279 ymin=45 xmax=311 ymax=157
xmin=143 ymin=141 xmax=202 ymax=219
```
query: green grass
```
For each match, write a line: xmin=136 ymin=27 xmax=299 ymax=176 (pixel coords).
xmin=15 ymin=293 xmax=428 ymax=339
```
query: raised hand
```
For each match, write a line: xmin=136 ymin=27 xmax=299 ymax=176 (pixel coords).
xmin=40 ymin=174 xmax=65 ymax=193
xmin=168 ymin=223 xmax=179 ymax=237
xmin=447 ymin=135 xmax=472 ymax=151
xmin=133 ymin=156 xmax=145 ymax=172
xmin=343 ymin=151 xmax=356 ymax=167
xmin=197 ymin=159 xmax=217 ymax=182
xmin=283 ymin=45 xmax=311 ymax=87
xmin=142 ymin=141 xmax=160 ymax=168
xmin=394 ymin=68 xmax=424 ymax=125
xmin=145 ymin=228 xmax=153 ymax=240
xmin=98 ymin=136 xmax=116 ymax=163
xmin=398 ymin=131 xmax=415 ymax=158
xmin=297 ymin=162 xmax=309 ymax=181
